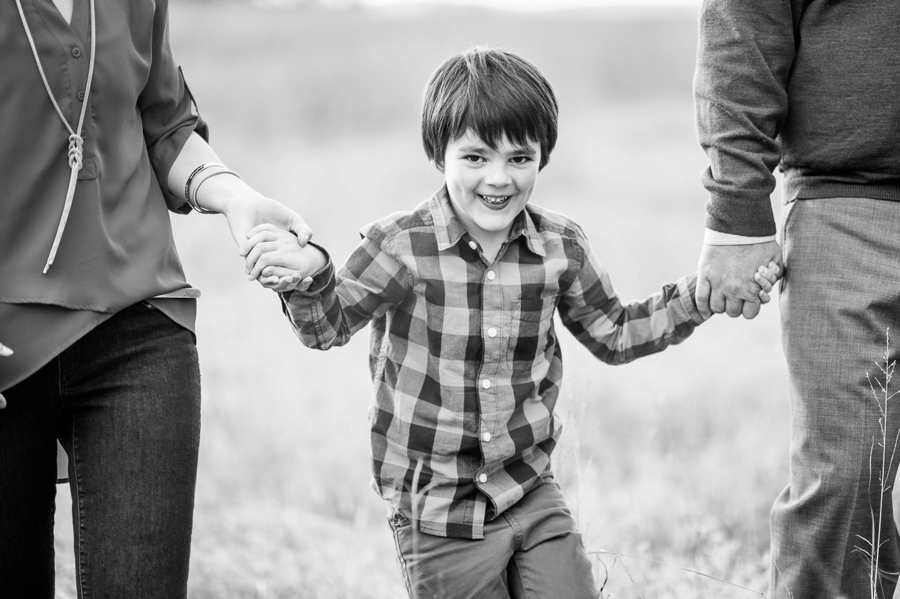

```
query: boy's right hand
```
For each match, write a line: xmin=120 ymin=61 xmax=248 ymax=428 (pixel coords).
xmin=241 ymin=224 xmax=328 ymax=293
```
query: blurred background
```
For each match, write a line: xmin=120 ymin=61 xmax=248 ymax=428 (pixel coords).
xmin=53 ymin=0 xmax=790 ymax=596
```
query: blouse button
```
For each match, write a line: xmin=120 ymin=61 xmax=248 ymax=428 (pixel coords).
xmin=468 ymin=241 xmax=477 ymax=250
xmin=482 ymin=379 xmax=491 ymax=390
xmin=77 ymin=90 xmax=85 ymax=101
xmin=487 ymin=271 xmax=496 ymax=281
xmin=482 ymin=432 xmax=492 ymax=442
xmin=478 ymin=473 xmax=488 ymax=483
xmin=71 ymin=47 xmax=82 ymax=58
xmin=487 ymin=327 xmax=497 ymax=338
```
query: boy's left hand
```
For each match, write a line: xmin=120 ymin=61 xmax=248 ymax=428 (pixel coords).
xmin=754 ymin=261 xmax=782 ymax=304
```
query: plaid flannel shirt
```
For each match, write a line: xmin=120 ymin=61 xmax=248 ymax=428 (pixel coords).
xmin=282 ymin=188 xmax=704 ymax=539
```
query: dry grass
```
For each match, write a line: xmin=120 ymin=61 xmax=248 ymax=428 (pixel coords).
xmin=54 ymin=4 xmax=790 ymax=598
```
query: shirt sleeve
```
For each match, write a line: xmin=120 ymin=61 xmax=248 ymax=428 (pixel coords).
xmin=557 ymin=226 xmax=706 ymax=366
xmin=139 ymin=0 xmax=209 ymax=214
xmin=279 ymin=223 xmax=412 ymax=350
xmin=695 ymin=0 xmax=799 ymax=236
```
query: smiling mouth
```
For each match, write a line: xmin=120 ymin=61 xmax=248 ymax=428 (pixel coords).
xmin=479 ymin=194 xmax=511 ymax=206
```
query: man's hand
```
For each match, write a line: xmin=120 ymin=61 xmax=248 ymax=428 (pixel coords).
xmin=696 ymin=241 xmax=783 ymax=320
xmin=0 ymin=341 xmax=12 ymax=409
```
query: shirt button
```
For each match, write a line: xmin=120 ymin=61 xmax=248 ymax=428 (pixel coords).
xmin=468 ymin=241 xmax=477 ymax=250
xmin=77 ymin=90 xmax=85 ymax=101
xmin=482 ymin=379 xmax=491 ymax=390
xmin=487 ymin=271 xmax=496 ymax=281
xmin=72 ymin=47 xmax=82 ymax=58
xmin=487 ymin=327 xmax=497 ymax=338
xmin=80 ymin=129 xmax=88 ymax=139
xmin=482 ymin=432 xmax=492 ymax=442
xmin=478 ymin=473 xmax=488 ymax=483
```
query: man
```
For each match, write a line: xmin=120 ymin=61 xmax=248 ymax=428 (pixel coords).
xmin=693 ymin=1 xmax=900 ymax=597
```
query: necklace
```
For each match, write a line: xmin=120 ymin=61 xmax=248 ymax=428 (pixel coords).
xmin=15 ymin=0 xmax=97 ymax=274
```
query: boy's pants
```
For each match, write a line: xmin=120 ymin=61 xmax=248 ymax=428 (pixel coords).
xmin=388 ymin=480 xmax=598 ymax=599
xmin=771 ymin=197 xmax=900 ymax=599
xmin=0 ymin=302 xmax=201 ymax=599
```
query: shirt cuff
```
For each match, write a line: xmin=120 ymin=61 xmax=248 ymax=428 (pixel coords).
xmin=677 ymin=274 xmax=707 ymax=326
xmin=278 ymin=242 xmax=334 ymax=303
xmin=703 ymin=229 xmax=777 ymax=246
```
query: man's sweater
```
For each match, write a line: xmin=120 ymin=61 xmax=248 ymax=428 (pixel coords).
xmin=695 ymin=0 xmax=900 ymax=237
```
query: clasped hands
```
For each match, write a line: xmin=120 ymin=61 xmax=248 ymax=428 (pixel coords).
xmin=696 ymin=240 xmax=784 ymax=320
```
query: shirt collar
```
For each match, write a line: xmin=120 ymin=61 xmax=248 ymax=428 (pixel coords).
xmin=428 ymin=187 xmax=546 ymax=257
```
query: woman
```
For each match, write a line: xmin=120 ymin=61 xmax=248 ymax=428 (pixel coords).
xmin=0 ymin=0 xmax=308 ymax=596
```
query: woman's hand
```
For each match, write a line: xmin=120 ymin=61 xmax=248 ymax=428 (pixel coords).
xmin=167 ymin=132 xmax=314 ymax=248
xmin=214 ymin=184 xmax=314 ymax=249
xmin=0 ymin=341 xmax=13 ymax=409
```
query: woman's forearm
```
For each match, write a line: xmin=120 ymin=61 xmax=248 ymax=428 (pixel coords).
xmin=167 ymin=132 xmax=313 ymax=248
xmin=167 ymin=132 xmax=250 ymax=214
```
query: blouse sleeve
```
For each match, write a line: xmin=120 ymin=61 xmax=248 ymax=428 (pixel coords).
xmin=138 ymin=0 xmax=209 ymax=214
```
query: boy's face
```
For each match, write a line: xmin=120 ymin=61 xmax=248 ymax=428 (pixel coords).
xmin=442 ymin=130 xmax=541 ymax=247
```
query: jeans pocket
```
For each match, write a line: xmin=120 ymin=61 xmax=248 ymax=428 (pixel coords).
xmin=389 ymin=508 xmax=412 ymax=530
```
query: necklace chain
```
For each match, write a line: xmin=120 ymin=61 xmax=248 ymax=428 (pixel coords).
xmin=15 ymin=0 xmax=97 ymax=273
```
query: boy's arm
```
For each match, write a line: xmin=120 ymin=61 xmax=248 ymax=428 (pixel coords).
xmin=280 ymin=223 xmax=412 ymax=350
xmin=558 ymin=227 xmax=705 ymax=366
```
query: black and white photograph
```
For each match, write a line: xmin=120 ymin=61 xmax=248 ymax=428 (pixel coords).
xmin=2 ymin=0 xmax=899 ymax=597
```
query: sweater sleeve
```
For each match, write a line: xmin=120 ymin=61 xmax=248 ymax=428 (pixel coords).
xmin=694 ymin=0 xmax=800 ymax=236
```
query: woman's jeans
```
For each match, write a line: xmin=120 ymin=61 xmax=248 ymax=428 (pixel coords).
xmin=0 ymin=302 xmax=201 ymax=599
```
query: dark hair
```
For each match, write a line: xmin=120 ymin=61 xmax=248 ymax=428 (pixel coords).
xmin=421 ymin=46 xmax=558 ymax=171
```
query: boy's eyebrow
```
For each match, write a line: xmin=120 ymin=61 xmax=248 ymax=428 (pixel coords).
xmin=456 ymin=144 xmax=537 ymax=155
xmin=457 ymin=143 xmax=490 ymax=153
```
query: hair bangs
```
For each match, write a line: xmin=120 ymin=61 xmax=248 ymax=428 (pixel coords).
xmin=422 ymin=47 xmax=558 ymax=170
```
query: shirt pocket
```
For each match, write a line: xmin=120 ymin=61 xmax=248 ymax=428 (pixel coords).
xmin=506 ymin=296 xmax=555 ymax=369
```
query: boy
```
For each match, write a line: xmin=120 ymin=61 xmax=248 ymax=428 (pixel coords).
xmin=242 ymin=47 xmax=779 ymax=598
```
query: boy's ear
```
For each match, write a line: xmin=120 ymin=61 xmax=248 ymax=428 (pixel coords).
xmin=430 ymin=159 xmax=444 ymax=174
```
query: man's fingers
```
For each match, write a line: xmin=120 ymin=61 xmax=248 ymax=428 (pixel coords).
xmin=742 ymin=300 xmax=762 ymax=320
xmin=724 ymin=297 xmax=744 ymax=318
xmin=759 ymin=289 xmax=771 ymax=304
xmin=0 ymin=393 xmax=6 ymax=409
xmin=709 ymin=289 xmax=727 ymax=315
xmin=695 ymin=277 xmax=713 ymax=319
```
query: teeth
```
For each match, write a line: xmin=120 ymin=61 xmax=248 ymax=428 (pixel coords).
xmin=480 ymin=195 xmax=509 ymax=204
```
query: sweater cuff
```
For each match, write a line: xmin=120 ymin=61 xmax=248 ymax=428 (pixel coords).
xmin=705 ymin=193 xmax=777 ymax=237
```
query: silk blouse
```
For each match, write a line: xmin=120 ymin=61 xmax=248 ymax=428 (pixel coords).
xmin=0 ymin=0 xmax=206 ymax=391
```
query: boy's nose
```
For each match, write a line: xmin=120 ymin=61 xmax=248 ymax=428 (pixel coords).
xmin=483 ymin=163 xmax=512 ymax=186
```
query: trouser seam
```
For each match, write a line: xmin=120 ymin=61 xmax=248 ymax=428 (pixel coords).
xmin=72 ymin=417 xmax=88 ymax=599
xmin=390 ymin=517 xmax=415 ymax=599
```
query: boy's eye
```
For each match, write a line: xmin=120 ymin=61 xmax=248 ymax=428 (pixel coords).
xmin=464 ymin=155 xmax=485 ymax=163
xmin=510 ymin=156 xmax=533 ymax=165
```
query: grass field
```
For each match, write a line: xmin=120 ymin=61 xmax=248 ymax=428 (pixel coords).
xmin=54 ymin=3 xmax=791 ymax=597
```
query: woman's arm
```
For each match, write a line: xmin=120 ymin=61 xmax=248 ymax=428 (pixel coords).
xmin=167 ymin=132 xmax=313 ymax=252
